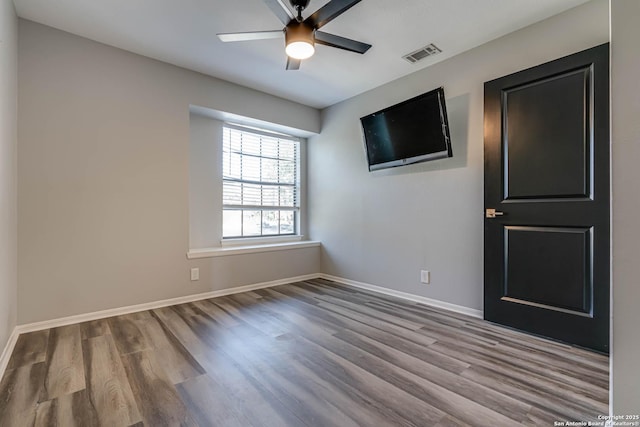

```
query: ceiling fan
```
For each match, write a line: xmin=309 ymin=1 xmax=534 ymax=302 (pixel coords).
xmin=217 ymin=0 xmax=372 ymax=70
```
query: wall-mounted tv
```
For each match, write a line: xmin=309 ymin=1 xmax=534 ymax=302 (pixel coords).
xmin=360 ymin=87 xmax=452 ymax=171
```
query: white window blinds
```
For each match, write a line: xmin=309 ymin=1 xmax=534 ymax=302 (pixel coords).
xmin=222 ymin=124 xmax=300 ymax=238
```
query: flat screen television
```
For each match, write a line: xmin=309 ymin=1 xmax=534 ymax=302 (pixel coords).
xmin=360 ymin=87 xmax=452 ymax=171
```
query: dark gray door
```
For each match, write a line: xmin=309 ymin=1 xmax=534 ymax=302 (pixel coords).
xmin=483 ymin=44 xmax=610 ymax=353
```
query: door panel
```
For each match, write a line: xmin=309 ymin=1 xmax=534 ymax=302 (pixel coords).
xmin=484 ymin=44 xmax=609 ymax=353
xmin=504 ymin=67 xmax=592 ymax=199
xmin=504 ymin=226 xmax=592 ymax=315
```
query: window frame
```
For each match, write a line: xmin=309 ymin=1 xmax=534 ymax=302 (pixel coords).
xmin=221 ymin=123 xmax=301 ymax=241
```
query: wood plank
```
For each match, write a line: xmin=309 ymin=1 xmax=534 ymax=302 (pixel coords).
xmin=462 ymin=320 xmax=608 ymax=365
xmin=79 ymin=319 xmax=111 ymax=340
xmin=0 ymin=362 xmax=46 ymax=426
xmin=41 ymin=325 xmax=85 ymax=401
xmin=34 ymin=399 xmax=57 ymax=427
xmin=271 ymin=286 xmax=439 ymax=347
xmin=107 ymin=314 xmax=150 ymax=355
xmin=315 ymin=299 xmax=438 ymax=347
xmin=331 ymin=346 xmax=517 ymax=426
xmin=56 ymin=390 xmax=100 ymax=427
xmin=155 ymin=308 xmax=309 ymax=427
xmin=212 ymin=330 xmax=403 ymax=426
xmin=255 ymin=288 xmax=343 ymax=335
xmin=166 ymin=302 xmax=365 ymax=426
xmin=82 ymin=335 xmax=142 ymax=426
xmin=418 ymin=322 xmax=608 ymax=398
xmin=187 ymin=347 xmax=308 ymax=427
xmin=120 ymin=350 xmax=197 ymax=426
xmin=302 ymin=280 xmax=470 ymax=327
xmin=197 ymin=301 xmax=405 ymax=426
xmin=124 ymin=310 xmax=153 ymax=320
xmin=215 ymin=299 xmax=435 ymax=427
xmin=285 ymin=333 xmax=448 ymax=426
xmin=176 ymin=374 xmax=258 ymax=427
xmin=523 ymin=406 xmax=565 ymax=426
xmin=210 ymin=299 xmax=448 ymax=426
xmin=135 ymin=317 xmax=205 ymax=384
xmin=6 ymin=330 xmax=49 ymax=370
xmin=434 ymin=415 xmax=472 ymax=427
xmin=168 ymin=303 xmax=265 ymax=353
xmin=295 ymin=287 xmax=427 ymax=332
xmin=429 ymin=339 xmax=608 ymax=414
xmin=461 ymin=321 xmax=609 ymax=378
xmin=271 ymin=320 xmax=520 ymax=426
xmin=151 ymin=306 xmax=210 ymax=357
xmin=366 ymin=299 xmax=480 ymax=331
xmin=260 ymin=287 xmax=471 ymax=375
xmin=213 ymin=296 xmax=288 ymax=338
xmin=333 ymin=329 xmax=533 ymax=422
xmin=461 ymin=364 xmax=603 ymax=421
xmin=309 ymin=278 xmax=419 ymax=307
xmin=275 ymin=351 xmax=401 ymax=427
xmin=192 ymin=299 xmax=240 ymax=328
xmin=35 ymin=389 xmax=100 ymax=426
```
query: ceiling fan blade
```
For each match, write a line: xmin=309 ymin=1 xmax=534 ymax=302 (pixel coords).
xmin=315 ymin=31 xmax=371 ymax=54
xmin=286 ymin=57 xmax=301 ymax=70
xmin=304 ymin=0 xmax=362 ymax=29
xmin=262 ymin=0 xmax=295 ymax=26
xmin=217 ymin=30 xmax=284 ymax=42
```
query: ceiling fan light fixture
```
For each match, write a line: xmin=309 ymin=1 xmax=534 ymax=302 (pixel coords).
xmin=286 ymin=41 xmax=315 ymax=59
xmin=285 ymin=23 xmax=315 ymax=60
xmin=219 ymin=0 xmax=371 ymax=70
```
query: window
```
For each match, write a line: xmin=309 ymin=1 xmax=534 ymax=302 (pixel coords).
xmin=222 ymin=124 xmax=300 ymax=239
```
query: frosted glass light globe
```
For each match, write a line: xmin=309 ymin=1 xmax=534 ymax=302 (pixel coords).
xmin=286 ymin=41 xmax=315 ymax=60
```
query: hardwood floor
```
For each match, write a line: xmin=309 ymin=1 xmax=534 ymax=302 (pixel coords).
xmin=0 ymin=278 xmax=609 ymax=426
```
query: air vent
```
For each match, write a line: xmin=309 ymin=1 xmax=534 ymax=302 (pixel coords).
xmin=402 ymin=43 xmax=442 ymax=64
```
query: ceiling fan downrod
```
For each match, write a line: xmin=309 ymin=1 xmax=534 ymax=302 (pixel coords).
xmin=289 ymin=0 xmax=310 ymax=21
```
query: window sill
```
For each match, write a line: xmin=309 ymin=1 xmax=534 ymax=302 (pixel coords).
xmin=221 ymin=235 xmax=303 ymax=247
xmin=187 ymin=240 xmax=321 ymax=259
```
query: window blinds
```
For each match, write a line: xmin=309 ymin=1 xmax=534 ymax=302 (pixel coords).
xmin=222 ymin=124 xmax=299 ymax=238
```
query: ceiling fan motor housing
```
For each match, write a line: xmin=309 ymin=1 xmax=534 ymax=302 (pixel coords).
xmin=285 ymin=21 xmax=315 ymax=59
xmin=286 ymin=21 xmax=315 ymax=43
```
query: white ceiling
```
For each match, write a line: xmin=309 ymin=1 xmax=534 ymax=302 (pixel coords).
xmin=14 ymin=0 xmax=590 ymax=109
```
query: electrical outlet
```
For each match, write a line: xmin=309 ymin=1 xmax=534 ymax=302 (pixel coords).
xmin=420 ymin=270 xmax=430 ymax=284
xmin=190 ymin=267 xmax=199 ymax=281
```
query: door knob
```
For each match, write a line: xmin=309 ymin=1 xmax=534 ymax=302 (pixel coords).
xmin=486 ymin=208 xmax=505 ymax=218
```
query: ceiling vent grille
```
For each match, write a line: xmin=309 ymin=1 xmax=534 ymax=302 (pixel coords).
xmin=403 ymin=43 xmax=442 ymax=64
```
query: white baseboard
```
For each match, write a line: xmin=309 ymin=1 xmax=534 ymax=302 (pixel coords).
xmin=16 ymin=273 xmax=321 ymax=334
xmin=8 ymin=271 xmax=482 ymax=369
xmin=0 ymin=327 xmax=20 ymax=381
xmin=319 ymin=273 xmax=484 ymax=319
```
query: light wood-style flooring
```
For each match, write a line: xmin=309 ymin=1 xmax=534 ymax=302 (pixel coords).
xmin=0 ymin=278 xmax=609 ymax=426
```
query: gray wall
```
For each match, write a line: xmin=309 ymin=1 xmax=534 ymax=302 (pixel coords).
xmin=611 ymin=0 xmax=640 ymax=413
xmin=308 ymin=0 xmax=609 ymax=311
xmin=0 ymin=0 xmax=18 ymax=350
xmin=189 ymin=114 xmax=223 ymax=249
xmin=17 ymin=20 xmax=321 ymax=324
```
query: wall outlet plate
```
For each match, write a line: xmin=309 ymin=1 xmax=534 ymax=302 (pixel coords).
xmin=420 ymin=270 xmax=430 ymax=284
xmin=190 ymin=267 xmax=200 ymax=281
